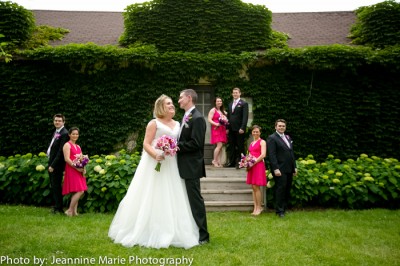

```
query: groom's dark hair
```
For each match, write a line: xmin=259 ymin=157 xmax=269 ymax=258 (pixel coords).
xmin=53 ymin=113 xmax=65 ymax=122
xmin=181 ymin=89 xmax=198 ymax=104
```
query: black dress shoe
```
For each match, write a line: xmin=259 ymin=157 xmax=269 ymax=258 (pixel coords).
xmin=278 ymin=213 xmax=285 ymax=218
xmin=199 ymin=240 xmax=209 ymax=245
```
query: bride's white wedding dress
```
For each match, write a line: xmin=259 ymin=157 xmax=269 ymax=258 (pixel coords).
xmin=108 ymin=119 xmax=199 ymax=249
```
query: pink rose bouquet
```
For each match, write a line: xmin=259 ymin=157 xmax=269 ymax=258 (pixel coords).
xmin=218 ymin=115 xmax=229 ymax=127
xmin=72 ymin=154 xmax=89 ymax=168
xmin=154 ymin=135 xmax=179 ymax=172
xmin=239 ymin=153 xmax=257 ymax=169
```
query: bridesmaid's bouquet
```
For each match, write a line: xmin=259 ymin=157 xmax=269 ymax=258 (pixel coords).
xmin=218 ymin=115 xmax=229 ymax=127
xmin=72 ymin=154 xmax=89 ymax=168
xmin=239 ymin=153 xmax=257 ymax=169
xmin=154 ymin=135 xmax=179 ymax=172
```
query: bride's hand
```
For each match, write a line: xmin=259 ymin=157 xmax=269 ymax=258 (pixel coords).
xmin=155 ymin=152 xmax=165 ymax=161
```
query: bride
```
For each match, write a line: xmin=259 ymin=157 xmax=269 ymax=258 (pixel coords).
xmin=108 ymin=94 xmax=199 ymax=249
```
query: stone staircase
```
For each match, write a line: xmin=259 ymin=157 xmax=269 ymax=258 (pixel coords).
xmin=201 ymin=165 xmax=265 ymax=211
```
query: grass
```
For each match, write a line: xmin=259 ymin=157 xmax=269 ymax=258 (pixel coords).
xmin=0 ymin=205 xmax=399 ymax=266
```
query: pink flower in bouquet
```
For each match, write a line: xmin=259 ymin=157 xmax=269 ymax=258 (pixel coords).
xmin=218 ymin=115 xmax=229 ymax=127
xmin=239 ymin=153 xmax=257 ymax=169
xmin=72 ymin=154 xmax=89 ymax=168
xmin=154 ymin=135 xmax=179 ymax=172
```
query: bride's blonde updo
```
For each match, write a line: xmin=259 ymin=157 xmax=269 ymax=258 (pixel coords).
xmin=153 ymin=94 xmax=171 ymax=119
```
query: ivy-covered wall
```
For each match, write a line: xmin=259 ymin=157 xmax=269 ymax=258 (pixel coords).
xmin=1 ymin=45 xmax=399 ymax=160
xmin=120 ymin=0 xmax=272 ymax=53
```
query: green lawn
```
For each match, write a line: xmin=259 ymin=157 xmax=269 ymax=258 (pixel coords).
xmin=0 ymin=205 xmax=399 ymax=266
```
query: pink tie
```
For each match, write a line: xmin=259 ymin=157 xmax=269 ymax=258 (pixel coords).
xmin=281 ymin=135 xmax=290 ymax=148
xmin=232 ymin=100 xmax=237 ymax=112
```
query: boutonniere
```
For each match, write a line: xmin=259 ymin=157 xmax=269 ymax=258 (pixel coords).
xmin=54 ymin=133 xmax=61 ymax=139
xmin=183 ymin=113 xmax=192 ymax=128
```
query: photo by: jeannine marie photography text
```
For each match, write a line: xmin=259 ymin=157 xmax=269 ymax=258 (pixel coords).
xmin=0 ymin=255 xmax=194 ymax=266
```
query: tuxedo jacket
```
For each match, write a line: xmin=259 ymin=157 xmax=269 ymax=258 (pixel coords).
xmin=48 ymin=127 xmax=69 ymax=170
xmin=177 ymin=108 xmax=206 ymax=179
xmin=267 ymin=132 xmax=296 ymax=174
xmin=227 ymin=99 xmax=249 ymax=132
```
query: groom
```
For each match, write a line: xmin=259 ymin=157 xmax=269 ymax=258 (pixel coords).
xmin=177 ymin=89 xmax=210 ymax=244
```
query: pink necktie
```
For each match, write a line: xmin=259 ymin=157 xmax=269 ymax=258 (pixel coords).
xmin=281 ymin=135 xmax=290 ymax=148
xmin=232 ymin=100 xmax=237 ymax=112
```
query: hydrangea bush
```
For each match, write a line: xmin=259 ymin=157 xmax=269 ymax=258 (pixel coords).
xmin=1 ymin=152 xmax=399 ymax=212
xmin=266 ymin=154 xmax=400 ymax=209
xmin=0 ymin=150 xmax=140 ymax=213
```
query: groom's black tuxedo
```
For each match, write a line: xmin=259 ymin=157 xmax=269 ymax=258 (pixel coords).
xmin=48 ymin=127 xmax=69 ymax=213
xmin=267 ymin=132 xmax=296 ymax=215
xmin=177 ymin=108 xmax=209 ymax=242
xmin=177 ymin=108 xmax=206 ymax=179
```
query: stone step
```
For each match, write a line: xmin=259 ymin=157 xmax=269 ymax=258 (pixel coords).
xmin=205 ymin=166 xmax=247 ymax=178
xmin=201 ymin=177 xmax=248 ymax=190
xmin=201 ymin=165 xmax=266 ymax=211
xmin=205 ymin=201 xmax=255 ymax=212
xmin=202 ymin=189 xmax=253 ymax=201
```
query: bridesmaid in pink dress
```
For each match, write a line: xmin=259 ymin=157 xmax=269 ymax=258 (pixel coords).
xmin=246 ymin=125 xmax=267 ymax=216
xmin=62 ymin=127 xmax=88 ymax=216
xmin=207 ymin=97 xmax=228 ymax=167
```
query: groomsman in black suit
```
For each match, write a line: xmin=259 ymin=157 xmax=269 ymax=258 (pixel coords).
xmin=47 ymin=114 xmax=69 ymax=214
xmin=267 ymin=119 xmax=297 ymax=218
xmin=177 ymin=89 xmax=209 ymax=244
xmin=226 ymin=87 xmax=249 ymax=168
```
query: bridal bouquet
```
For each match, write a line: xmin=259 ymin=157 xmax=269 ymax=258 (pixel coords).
xmin=154 ymin=135 xmax=179 ymax=172
xmin=72 ymin=154 xmax=89 ymax=168
xmin=239 ymin=153 xmax=257 ymax=169
xmin=218 ymin=115 xmax=229 ymax=127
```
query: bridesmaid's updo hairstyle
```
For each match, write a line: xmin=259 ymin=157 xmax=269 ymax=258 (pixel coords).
xmin=251 ymin=125 xmax=262 ymax=131
xmin=68 ymin=127 xmax=80 ymax=134
xmin=154 ymin=94 xmax=171 ymax=119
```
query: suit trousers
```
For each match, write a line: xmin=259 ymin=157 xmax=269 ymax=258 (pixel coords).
xmin=49 ymin=169 xmax=64 ymax=211
xmin=228 ymin=130 xmax=245 ymax=165
xmin=184 ymin=178 xmax=209 ymax=242
xmin=273 ymin=172 xmax=293 ymax=214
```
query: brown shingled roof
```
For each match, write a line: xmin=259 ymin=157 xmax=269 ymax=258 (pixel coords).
xmin=32 ymin=10 xmax=356 ymax=48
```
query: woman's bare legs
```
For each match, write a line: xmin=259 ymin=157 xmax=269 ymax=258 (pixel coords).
xmin=65 ymin=191 xmax=84 ymax=216
xmin=212 ymin=142 xmax=223 ymax=167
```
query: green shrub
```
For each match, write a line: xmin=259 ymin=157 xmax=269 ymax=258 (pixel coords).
xmin=0 ymin=150 xmax=140 ymax=213
xmin=0 ymin=1 xmax=35 ymax=46
xmin=1 ymin=151 xmax=399 ymax=212
xmin=120 ymin=0 xmax=273 ymax=53
xmin=266 ymin=154 xmax=400 ymax=209
xmin=349 ymin=0 xmax=400 ymax=48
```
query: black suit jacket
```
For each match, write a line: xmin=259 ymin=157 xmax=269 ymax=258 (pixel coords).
xmin=227 ymin=99 xmax=248 ymax=131
xmin=267 ymin=132 xmax=296 ymax=174
xmin=48 ymin=127 xmax=69 ymax=170
xmin=177 ymin=108 xmax=206 ymax=179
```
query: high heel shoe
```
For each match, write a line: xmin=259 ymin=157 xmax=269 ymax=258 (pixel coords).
xmin=212 ymin=160 xmax=220 ymax=167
